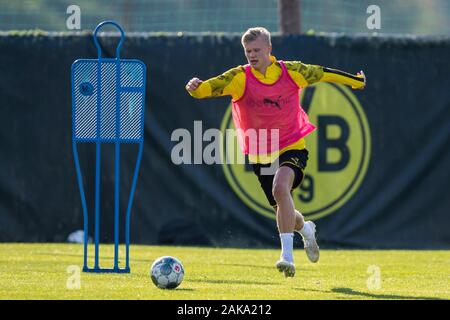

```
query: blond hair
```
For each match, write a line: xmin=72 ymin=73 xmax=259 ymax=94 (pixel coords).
xmin=241 ymin=27 xmax=272 ymax=46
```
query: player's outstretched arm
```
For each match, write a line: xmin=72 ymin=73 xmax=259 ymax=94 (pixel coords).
xmin=321 ymin=67 xmax=366 ymax=90
xmin=284 ymin=61 xmax=366 ymax=90
xmin=185 ymin=66 xmax=244 ymax=100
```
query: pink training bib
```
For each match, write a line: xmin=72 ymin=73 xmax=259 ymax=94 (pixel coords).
xmin=231 ymin=60 xmax=316 ymax=155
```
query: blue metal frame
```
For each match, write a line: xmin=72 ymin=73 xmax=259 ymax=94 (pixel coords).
xmin=71 ymin=21 xmax=146 ymax=273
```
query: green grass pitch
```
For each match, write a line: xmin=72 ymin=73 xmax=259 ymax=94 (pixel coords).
xmin=0 ymin=243 xmax=448 ymax=300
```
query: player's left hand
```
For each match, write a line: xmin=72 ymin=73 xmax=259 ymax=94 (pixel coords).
xmin=355 ymin=70 xmax=366 ymax=90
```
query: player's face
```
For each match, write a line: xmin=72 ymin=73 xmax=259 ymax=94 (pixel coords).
xmin=243 ymin=37 xmax=272 ymax=71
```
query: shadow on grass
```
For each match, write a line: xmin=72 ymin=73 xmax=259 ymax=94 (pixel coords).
xmin=211 ymin=263 xmax=315 ymax=272
xmin=36 ymin=252 xmax=308 ymax=272
xmin=294 ymin=287 xmax=443 ymax=300
xmin=213 ymin=263 xmax=276 ymax=270
xmin=35 ymin=252 xmax=83 ymax=258
xmin=189 ymin=278 xmax=279 ymax=286
xmin=35 ymin=252 xmax=156 ymax=264
xmin=168 ymin=288 xmax=195 ymax=292
xmin=331 ymin=287 xmax=444 ymax=300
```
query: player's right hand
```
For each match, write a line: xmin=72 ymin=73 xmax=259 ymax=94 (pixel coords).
xmin=186 ymin=77 xmax=203 ymax=92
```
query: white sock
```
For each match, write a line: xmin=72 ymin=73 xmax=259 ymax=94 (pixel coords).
xmin=279 ymin=233 xmax=294 ymax=263
xmin=298 ymin=221 xmax=312 ymax=239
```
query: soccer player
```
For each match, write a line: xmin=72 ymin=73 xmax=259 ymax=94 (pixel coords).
xmin=186 ymin=27 xmax=366 ymax=277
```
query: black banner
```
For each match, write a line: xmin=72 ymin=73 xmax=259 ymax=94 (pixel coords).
xmin=0 ymin=32 xmax=449 ymax=248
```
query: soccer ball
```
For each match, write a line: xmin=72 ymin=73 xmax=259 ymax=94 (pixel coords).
xmin=150 ymin=256 xmax=184 ymax=289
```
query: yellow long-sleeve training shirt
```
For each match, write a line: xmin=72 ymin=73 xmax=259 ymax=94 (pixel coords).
xmin=189 ymin=56 xmax=365 ymax=163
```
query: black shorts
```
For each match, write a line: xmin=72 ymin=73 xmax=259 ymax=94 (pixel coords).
xmin=251 ymin=149 xmax=309 ymax=209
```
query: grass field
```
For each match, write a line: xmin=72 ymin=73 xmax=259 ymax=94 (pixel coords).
xmin=0 ymin=243 xmax=448 ymax=300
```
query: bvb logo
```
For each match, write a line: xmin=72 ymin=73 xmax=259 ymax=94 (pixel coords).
xmin=220 ymin=83 xmax=371 ymax=220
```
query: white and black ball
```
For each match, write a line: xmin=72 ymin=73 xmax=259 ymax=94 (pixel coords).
xmin=150 ymin=256 xmax=184 ymax=289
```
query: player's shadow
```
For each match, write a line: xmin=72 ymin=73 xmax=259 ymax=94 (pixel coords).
xmin=294 ymin=287 xmax=443 ymax=300
xmin=216 ymin=263 xmax=276 ymax=270
xmin=331 ymin=287 xmax=443 ymax=300
xmin=213 ymin=262 xmax=314 ymax=271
